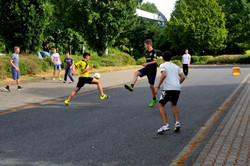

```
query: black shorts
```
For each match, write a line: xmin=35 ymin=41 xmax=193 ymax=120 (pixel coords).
xmin=138 ymin=68 xmax=156 ymax=85
xmin=76 ymin=77 xmax=93 ymax=88
xmin=159 ymin=90 xmax=180 ymax=106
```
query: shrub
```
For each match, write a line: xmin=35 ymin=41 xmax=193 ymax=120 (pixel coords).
xmin=136 ymin=57 xmax=146 ymax=65
xmin=199 ymin=56 xmax=214 ymax=63
xmin=191 ymin=56 xmax=200 ymax=64
xmin=236 ymin=54 xmax=250 ymax=64
xmin=172 ymin=55 xmax=182 ymax=61
xmin=245 ymin=50 xmax=250 ymax=55
xmin=171 ymin=60 xmax=181 ymax=67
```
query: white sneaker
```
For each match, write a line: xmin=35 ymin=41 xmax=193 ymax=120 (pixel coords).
xmin=157 ymin=124 xmax=170 ymax=134
xmin=174 ymin=122 xmax=181 ymax=132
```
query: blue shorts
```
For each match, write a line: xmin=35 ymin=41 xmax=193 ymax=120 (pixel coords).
xmin=138 ymin=68 xmax=156 ymax=85
xmin=54 ymin=64 xmax=61 ymax=70
xmin=11 ymin=66 xmax=20 ymax=80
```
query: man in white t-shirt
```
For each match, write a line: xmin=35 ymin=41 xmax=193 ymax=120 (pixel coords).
xmin=155 ymin=51 xmax=185 ymax=134
xmin=181 ymin=49 xmax=191 ymax=77
xmin=51 ymin=48 xmax=62 ymax=80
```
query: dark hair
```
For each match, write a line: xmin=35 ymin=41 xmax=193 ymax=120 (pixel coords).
xmin=144 ymin=39 xmax=152 ymax=46
xmin=66 ymin=51 xmax=70 ymax=54
xmin=162 ymin=51 xmax=172 ymax=61
xmin=83 ymin=52 xmax=91 ymax=58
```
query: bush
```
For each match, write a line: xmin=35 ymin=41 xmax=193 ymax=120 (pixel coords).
xmin=136 ymin=57 xmax=146 ymax=65
xmin=171 ymin=60 xmax=181 ymax=67
xmin=191 ymin=56 xmax=200 ymax=64
xmin=199 ymin=56 xmax=214 ymax=63
xmin=245 ymin=50 xmax=250 ymax=55
xmin=236 ymin=54 xmax=250 ymax=64
xmin=172 ymin=55 xmax=182 ymax=61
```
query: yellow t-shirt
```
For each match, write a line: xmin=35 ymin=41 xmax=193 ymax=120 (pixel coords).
xmin=75 ymin=60 xmax=89 ymax=77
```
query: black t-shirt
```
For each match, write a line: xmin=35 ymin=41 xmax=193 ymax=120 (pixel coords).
xmin=145 ymin=49 xmax=157 ymax=75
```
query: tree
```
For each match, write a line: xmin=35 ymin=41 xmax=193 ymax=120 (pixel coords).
xmin=218 ymin=0 xmax=250 ymax=53
xmin=166 ymin=0 xmax=228 ymax=55
xmin=0 ymin=0 xmax=51 ymax=53
xmin=115 ymin=2 xmax=164 ymax=59
xmin=63 ymin=0 xmax=138 ymax=56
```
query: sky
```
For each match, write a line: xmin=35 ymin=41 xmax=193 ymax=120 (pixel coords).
xmin=143 ymin=0 xmax=177 ymax=20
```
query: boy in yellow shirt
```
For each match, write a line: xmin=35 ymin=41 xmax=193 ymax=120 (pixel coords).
xmin=64 ymin=52 xmax=109 ymax=105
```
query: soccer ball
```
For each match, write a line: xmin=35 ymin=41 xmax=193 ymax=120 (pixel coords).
xmin=94 ymin=73 xmax=100 ymax=79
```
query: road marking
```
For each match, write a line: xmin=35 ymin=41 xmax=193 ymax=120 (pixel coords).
xmin=171 ymin=74 xmax=250 ymax=166
xmin=0 ymin=81 xmax=143 ymax=116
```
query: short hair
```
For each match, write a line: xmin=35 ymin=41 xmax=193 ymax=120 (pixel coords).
xmin=162 ymin=51 xmax=172 ymax=61
xmin=14 ymin=46 xmax=20 ymax=51
xmin=66 ymin=51 xmax=70 ymax=54
xmin=144 ymin=39 xmax=152 ymax=46
xmin=83 ymin=52 xmax=91 ymax=58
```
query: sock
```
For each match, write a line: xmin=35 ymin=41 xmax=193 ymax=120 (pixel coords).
xmin=131 ymin=84 xmax=134 ymax=88
xmin=153 ymin=97 xmax=156 ymax=100
xmin=6 ymin=86 xmax=9 ymax=88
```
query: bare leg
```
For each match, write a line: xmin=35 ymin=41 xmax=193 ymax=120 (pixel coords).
xmin=53 ymin=70 xmax=56 ymax=78
xmin=16 ymin=79 xmax=21 ymax=86
xmin=158 ymin=103 xmax=168 ymax=125
xmin=91 ymin=78 xmax=104 ymax=96
xmin=171 ymin=103 xmax=179 ymax=122
xmin=67 ymin=87 xmax=81 ymax=101
xmin=131 ymin=71 xmax=141 ymax=85
xmin=7 ymin=79 xmax=15 ymax=87
xmin=58 ymin=70 xmax=61 ymax=79
xmin=149 ymin=84 xmax=156 ymax=98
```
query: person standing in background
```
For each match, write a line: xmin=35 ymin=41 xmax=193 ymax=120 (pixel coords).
xmin=51 ymin=48 xmax=62 ymax=81
xmin=4 ymin=46 xmax=23 ymax=92
xmin=63 ymin=51 xmax=74 ymax=83
xmin=181 ymin=49 xmax=191 ymax=78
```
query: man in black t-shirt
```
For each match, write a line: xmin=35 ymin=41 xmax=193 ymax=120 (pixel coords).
xmin=124 ymin=39 xmax=158 ymax=107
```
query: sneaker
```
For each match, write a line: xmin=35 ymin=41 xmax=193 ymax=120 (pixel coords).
xmin=124 ymin=84 xmax=133 ymax=91
xmin=64 ymin=100 xmax=70 ymax=106
xmin=4 ymin=86 xmax=10 ymax=92
xmin=58 ymin=78 xmax=62 ymax=81
xmin=63 ymin=81 xmax=66 ymax=83
xmin=53 ymin=78 xmax=56 ymax=81
xmin=100 ymin=94 xmax=110 ymax=100
xmin=157 ymin=124 xmax=170 ymax=134
xmin=69 ymin=81 xmax=73 ymax=83
xmin=17 ymin=86 xmax=23 ymax=90
xmin=174 ymin=122 xmax=181 ymax=132
xmin=149 ymin=99 xmax=158 ymax=107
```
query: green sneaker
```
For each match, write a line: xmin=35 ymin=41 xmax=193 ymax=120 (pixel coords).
xmin=124 ymin=84 xmax=133 ymax=91
xmin=149 ymin=99 xmax=158 ymax=107
xmin=64 ymin=100 xmax=70 ymax=106
xmin=100 ymin=94 xmax=110 ymax=100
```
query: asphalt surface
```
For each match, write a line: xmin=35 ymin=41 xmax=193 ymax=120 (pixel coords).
xmin=0 ymin=65 xmax=249 ymax=166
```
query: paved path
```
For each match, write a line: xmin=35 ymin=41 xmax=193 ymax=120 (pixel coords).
xmin=0 ymin=65 xmax=249 ymax=166
xmin=191 ymin=75 xmax=249 ymax=166
xmin=0 ymin=68 xmax=150 ymax=112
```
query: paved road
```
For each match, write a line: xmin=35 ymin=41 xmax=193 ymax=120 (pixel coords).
xmin=0 ymin=65 xmax=249 ymax=166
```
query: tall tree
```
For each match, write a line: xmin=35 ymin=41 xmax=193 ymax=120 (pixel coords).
xmin=0 ymin=0 xmax=51 ymax=53
xmin=166 ymin=0 xmax=228 ymax=55
xmin=218 ymin=0 xmax=250 ymax=53
xmin=63 ymin=0 xmax=138 ymax=56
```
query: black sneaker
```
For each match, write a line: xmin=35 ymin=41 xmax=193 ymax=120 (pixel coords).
xmin=124 ymin=84 xmax=134 ymax=91
xmin=4 ymin=86 xmax=10 ymax=92
xmin=17 ymin=86 xmax=23 ymax=90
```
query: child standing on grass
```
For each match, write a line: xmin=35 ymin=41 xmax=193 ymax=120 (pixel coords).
xmin=64 ymin=52 xmax=110 ymax=106
xmin=63 ymin=51 xmax=74 ymax=83
xmin=4 ymin=46 xmax=23 ymax=92
xmin=51 ymin=48 xmax=62 ymax=81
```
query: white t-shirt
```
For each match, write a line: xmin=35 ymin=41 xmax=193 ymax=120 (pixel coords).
xmin=182 ymin=54 xmax=191 ymax=64
xmin=51 ymin=53 xmax=61 ymax=65
xmin=160 ymin=62 xmax=182 ymax=91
